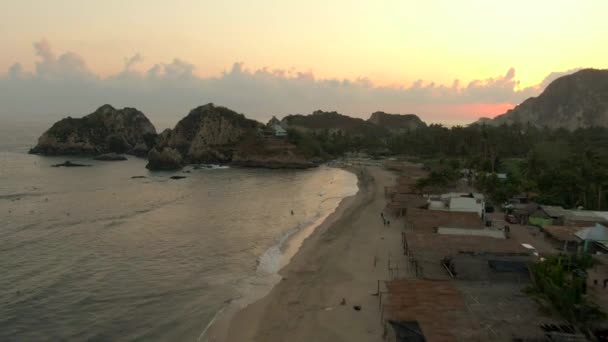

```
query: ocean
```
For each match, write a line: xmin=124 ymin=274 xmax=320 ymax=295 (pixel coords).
xmin=0 ymin=118 xmax=358 ymax=341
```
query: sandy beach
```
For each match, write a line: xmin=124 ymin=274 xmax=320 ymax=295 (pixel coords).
xmin=205 ymin=165 xmax=402 ymax=342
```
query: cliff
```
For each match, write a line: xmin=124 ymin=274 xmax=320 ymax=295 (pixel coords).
xmin=30 ymin=105 xmax=157 ymax=156
xmin=367 ymin=111 xmax=426 ymax=132
xmin=149 ymin=104 xmax=317 ymax=170
xmin=153 ymin=104 xmax=261 ymax=164
xmin=479 ymin=69 xmax=608 ymax=130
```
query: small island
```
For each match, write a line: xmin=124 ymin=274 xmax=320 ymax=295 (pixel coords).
xmin=32 ymin=103 xmax=425 ymax=171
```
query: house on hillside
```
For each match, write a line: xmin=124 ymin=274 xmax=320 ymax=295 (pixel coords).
xmin=261 ymin=116 xmax=288 ymax=138
xmin=271 ymin=124 xmax=287 ymax=137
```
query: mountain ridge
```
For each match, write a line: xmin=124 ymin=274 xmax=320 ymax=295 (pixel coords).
xmin=477 ymin=68 xmax=608 ymax=130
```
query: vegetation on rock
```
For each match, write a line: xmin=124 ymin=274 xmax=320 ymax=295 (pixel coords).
xmin=146 ymin=147 xmax=183 ymax=170
xmin=480 ymin=69 xmax=608 ymax=130
xmin=30 ymin=104 xmax=157 ymax=156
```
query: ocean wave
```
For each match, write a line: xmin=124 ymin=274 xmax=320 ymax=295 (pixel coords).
xmin=256 ymin=212 xmax=322 ymax=274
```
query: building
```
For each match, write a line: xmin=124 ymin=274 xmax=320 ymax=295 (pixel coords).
xmin=271 ymin=124 xmax=287 ymax=137
xmin=428 ymin=192 xmax=485 ymax=217
xmin=542 ymin=225 xmax=582 ymax=252
xmin=566 ymin=210 xmax=608 ymax=226
xmin=530 ymin=205 xmax=608 ymax=227
xmin=575 ymin=223 xmax=608 ymax=253
xmin=530 ymin=205 xmax=568 ymax=227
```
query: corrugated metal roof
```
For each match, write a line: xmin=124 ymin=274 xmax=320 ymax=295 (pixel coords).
xmin=566 ymin=210 xmax=608 ymax=223
xmin=539 ymin=205 xmax=568 ymax=218
xmin=543 ymin=225 xmax=582 ymax=242
xmin=574 ymin=223 xmax=608 ymax=241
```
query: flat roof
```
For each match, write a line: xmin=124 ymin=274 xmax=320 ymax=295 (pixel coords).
xmin=384 ymin=279 xmax=474 ymax=341
xmin=405 ymin=232 xmax=530 ymax=256
xmin=543 ymin=225 xmax=582 ymax=242
xmin=406 ymin=208 xmax=483 ymax=233
xmin=539 ymin=205 xmax=568 ymax=218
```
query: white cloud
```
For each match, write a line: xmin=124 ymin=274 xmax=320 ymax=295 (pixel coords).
xmin=0 ymin=40 xmax=582 ymax=125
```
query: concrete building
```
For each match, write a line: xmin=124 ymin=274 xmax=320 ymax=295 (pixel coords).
xmin=428 ymin=192 xmax=485 ymax=217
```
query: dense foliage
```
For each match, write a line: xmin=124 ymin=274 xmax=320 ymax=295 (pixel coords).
xmin=526 ymin=254 xmax=604 ymax=333
xmin=290 ymin=122 xmax=608 ymax=209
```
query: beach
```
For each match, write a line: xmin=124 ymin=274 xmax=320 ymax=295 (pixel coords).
xmin=206 ymin=164 xmax=400 ymax=341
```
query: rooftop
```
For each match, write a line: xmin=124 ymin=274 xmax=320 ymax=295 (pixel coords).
xmin=575 ymin=223 xmax=608 ymax=241
xmin=383 ymin=279 xmax=551 ymax=341
xmin=539 ymin=205 xmax=569 ymax=218
xmin=543 ymin=225 xmax=582 ymax=242
xmin=406 ymin=207 xmax=483 ymax=233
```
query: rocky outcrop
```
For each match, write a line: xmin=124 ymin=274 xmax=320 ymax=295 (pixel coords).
xmin=147 ymin=104 xmax=318 ymax=170
xmin=367 ymin=112 xmax=426 ymax=132
xmin=231 ymin=136 xmax=317 ymax=169
xmin=281 ymin=110 xmax=386 ymax=136
xmin=93 ymin=153 xmax=127 ymax=161
xmin=146 ymin=147 xmax=183 ymax=170
xmin=30 ymin=105 xmax=157 ymax=156
xmin=153 ymin=104 xmax=262 ymax=165
xmin=479 ymin=69 xmax=608 ymax=130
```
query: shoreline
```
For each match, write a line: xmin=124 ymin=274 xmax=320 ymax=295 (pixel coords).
xmin=209 ymin=164 xmax=396 ymax=342
xmin=201 ymin=165 xmax=365 ymax=342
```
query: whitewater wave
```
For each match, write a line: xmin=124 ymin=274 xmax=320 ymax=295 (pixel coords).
xmin=256 ymin=212 xmax=323 ymax=274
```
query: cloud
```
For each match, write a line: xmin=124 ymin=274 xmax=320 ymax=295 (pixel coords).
xmin=31 ymin=39 xmax=96 ymax=81
xmin=0 ymin=40 xmax=583 ymax=126
xmin=124 ymin=53 xmax=144 ymax=71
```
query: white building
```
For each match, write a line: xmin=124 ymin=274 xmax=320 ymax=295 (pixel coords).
xmin=428 ymin=192 xmax=485 ymax=217
xmin=272 ymin=124 xmax=287 ymax=137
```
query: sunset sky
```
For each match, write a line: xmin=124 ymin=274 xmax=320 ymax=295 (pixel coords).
xmin=1 ymin=0 xmax=607 ymax=125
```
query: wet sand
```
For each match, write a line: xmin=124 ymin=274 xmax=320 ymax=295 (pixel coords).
xmin=208 ymin=165 xmax=402 ymax=342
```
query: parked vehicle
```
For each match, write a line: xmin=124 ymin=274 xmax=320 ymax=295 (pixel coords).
xmin=505 ymin=214 xmax=519 ymax=224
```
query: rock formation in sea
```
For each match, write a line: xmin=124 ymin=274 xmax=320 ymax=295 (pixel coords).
xmin=153 ymin=104 xmax=261 ymax=164
xmin=146 ymin=147 xmax=184 ymax=170
xmin=477 ymin=68 xmax=608 ymax=130
xmin=231 ymin=135 xmax=317 ymax=169
xmin=30 ymin=104 xmax=157 ymax=156
xmin=148 ymin=103 xmax=317 ymax=170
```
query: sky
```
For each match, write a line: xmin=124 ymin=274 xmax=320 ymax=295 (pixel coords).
xmin=1 ymin=0 xmax=607 ymax=127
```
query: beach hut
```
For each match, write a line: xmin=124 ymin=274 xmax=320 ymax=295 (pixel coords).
xmin=530 ymin=205 xmax=567 ymax=227
xmin=542 ymin=225 xmax=582 ymax=252
xmin=575 ymin=223 xmax=608 ymax=253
